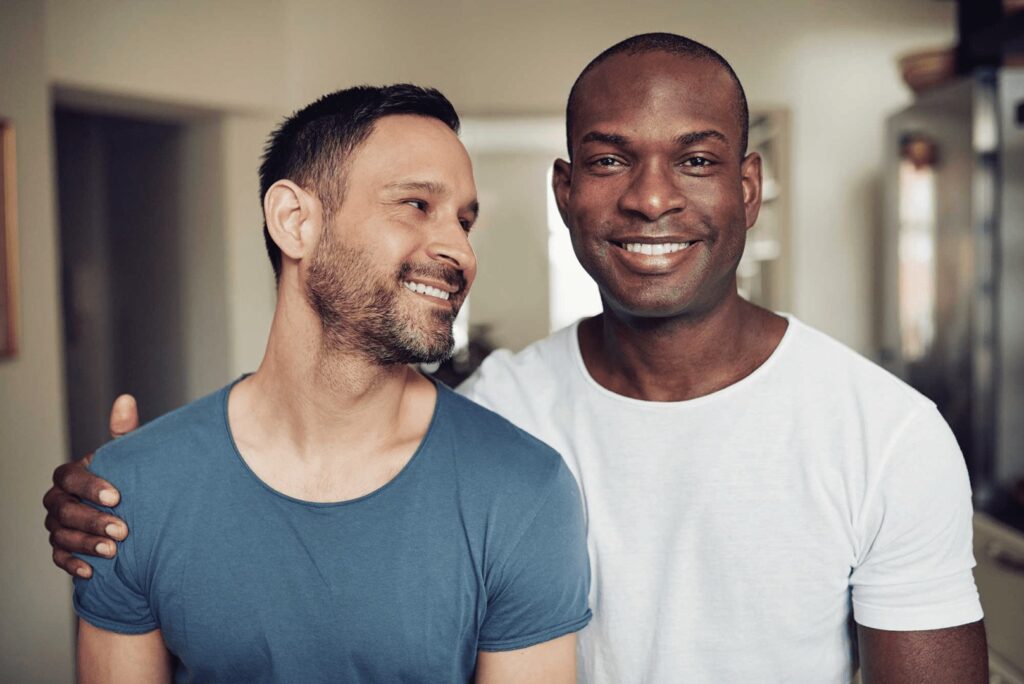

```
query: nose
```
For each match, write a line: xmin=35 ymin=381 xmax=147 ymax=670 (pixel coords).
xmin=618 ymin=161 xmax=686 ymax=221
xmin=427 ymin=218 xmax=477 ymax=282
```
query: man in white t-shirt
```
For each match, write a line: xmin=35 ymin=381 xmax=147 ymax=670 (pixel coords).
xmin=45 ymin=33 xmax=986 ymax=681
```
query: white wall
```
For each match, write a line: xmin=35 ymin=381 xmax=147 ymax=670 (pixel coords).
xmin=0 ymin=3 xmax=74 ymax=681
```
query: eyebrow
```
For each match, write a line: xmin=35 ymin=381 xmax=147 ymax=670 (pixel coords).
xmin=579 ymin=129 xmax=729 ymax=148
xmin=385 ymin=179 xmax=449 ymax=196
xmin=580 ymin=131 xmax=629 ymax=147
xmin=675 ymin=129 xmax=728 ymax=146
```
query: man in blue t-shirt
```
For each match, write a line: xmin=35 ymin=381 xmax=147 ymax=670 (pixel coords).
xmin=62 ymin=85 xmax=590 ymax=682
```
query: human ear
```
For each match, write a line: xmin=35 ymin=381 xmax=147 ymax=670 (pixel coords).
xmin=263 ymin=180 xmax=320 ymax=262
xmin=740 ymin=152 xmax=763 ymax=229
xmin=552 ymin=159 xmax=573 ymax=229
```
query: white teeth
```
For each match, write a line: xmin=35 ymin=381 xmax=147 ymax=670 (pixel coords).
xmin=622 ymin=242 xmax=692 ymax=255
xmin=403 ymin=281 xmax=450 ymax=300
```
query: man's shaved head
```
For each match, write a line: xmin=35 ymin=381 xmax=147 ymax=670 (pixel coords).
xmin=566 ymin=32 xmax=749 ymax=159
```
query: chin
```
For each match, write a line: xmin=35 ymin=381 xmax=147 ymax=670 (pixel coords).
xmin=599 ymin=285 xmax=700 ymax=320
xmin=609 ymin=302 xmax=694 ymax=322
xmin=388 ymin=322 xmax=456 ymax=365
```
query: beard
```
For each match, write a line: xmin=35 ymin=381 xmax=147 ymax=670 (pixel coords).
xmin=304 ymin=228 xmax=465 ymax=366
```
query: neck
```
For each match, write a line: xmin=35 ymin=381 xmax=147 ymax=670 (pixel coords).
xmin=579 ymin=290 xmax=787 ymax=402
xmin=231 ymin=277 xmax=433 ymax=467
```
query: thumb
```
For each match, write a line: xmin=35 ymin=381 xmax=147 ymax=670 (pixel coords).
xmin=109 ymin=394 xmax=140 ymax=438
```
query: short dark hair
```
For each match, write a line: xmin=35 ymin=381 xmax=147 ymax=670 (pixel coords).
xmin=566 ymin=33 xmax=749 ymax=160
xmin=258 ymin=84 xmax=460 ymax=281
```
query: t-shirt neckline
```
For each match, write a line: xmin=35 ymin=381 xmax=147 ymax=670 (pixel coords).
xmin=219 ymin=375 xmax=446 ymax=508
xmin=567 ymin=313 xmax=799 ymax=409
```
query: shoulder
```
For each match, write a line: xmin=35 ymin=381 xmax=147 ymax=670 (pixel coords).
xmin=440 ymin=385 xmax=565 ymax=475
xmin=88 ymin=385 xmax=230 ymax=493
xmin=456 ymin=325 xmax=578 ymax=432
xmin=436 ymin=384 xmax=580 ymax=509
xmin=784 ymin=317 xmax=935 ymax=419
xmin=460 ymin=325 xmax=574 ymax=399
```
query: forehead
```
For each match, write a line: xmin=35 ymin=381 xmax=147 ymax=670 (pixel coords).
xmin=571 ymin=51 xmax=740 ymax=147
xmin=347 ymin=114 xmax=475 ymax=192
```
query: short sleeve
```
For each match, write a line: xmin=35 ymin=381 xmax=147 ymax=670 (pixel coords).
xmin=850 ymin=405 xmax=983 ymax=631
xmin=72 ymin=458 xmax=158 ymax=635
xmin=477 ymin=461 xmax=592 ymax=651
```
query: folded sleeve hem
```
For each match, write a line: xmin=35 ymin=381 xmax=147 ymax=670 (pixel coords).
xmin=74 ymin=596 xmax=159 ymax=636
xmin=853 ymin=598 xmax=983 ymax=632
xmin=477 ymin=611 xmax=592 ymax=653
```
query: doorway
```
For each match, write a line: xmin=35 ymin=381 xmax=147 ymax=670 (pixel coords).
xmin=55 ymin=104 xmax=229 ymax=458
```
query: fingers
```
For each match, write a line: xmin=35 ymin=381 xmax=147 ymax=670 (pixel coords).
xmin=109 ymin=394 xmax=139 ymax=438
xmin=45 ymin=488 xmax=128 ymax=540
xmin=46 ymin=513 xmax=118 ymax=557
xmin=52 ymin=547 xmax=95 ymax=579
xmin=52 ymin=456 xmax=121 ymax=508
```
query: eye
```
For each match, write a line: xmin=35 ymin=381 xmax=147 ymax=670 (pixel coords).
xmin=586 ymin=155 xmax=628 ymax=175
xmin=591 ymin=156 xmax=623 ymax=168
xmin=459 ymin=218 xmax=473 ymax=234
xmin=681 ymin=156 xmax=714 ymax=169
xmin=405 ymin=199 xmax=428 ymax=211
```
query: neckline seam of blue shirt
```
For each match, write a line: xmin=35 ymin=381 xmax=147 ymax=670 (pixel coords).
xmin=218 ymin=374 xmax=447 ymax=509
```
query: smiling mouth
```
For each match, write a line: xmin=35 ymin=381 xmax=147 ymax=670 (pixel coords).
xmin=403 ymin=280 xmax=452 ymax=301
xmin=612 ymin=240 xmax=696 ymax=255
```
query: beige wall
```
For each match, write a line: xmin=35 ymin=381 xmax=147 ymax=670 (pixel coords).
xmin=469 ymin=150 xmax=555 ymax=351
xmin=0 ymin=2 xmax=74 ymax=681
xmin=221 ymin=115 xmax=280 ymax=375
xmin=46 ymin=0 xmax=287 ymax=112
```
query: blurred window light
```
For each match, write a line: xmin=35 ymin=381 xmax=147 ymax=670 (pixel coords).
xmin=897 ymin=137 xmax=939 ymax=361
xmin=547 ymin=168 xmax=602 ymax=332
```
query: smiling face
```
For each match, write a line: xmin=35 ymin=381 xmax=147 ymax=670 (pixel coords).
xmin=554 ymin=50 xmax=762 ymax=321
xmin=305 ymin=114 xmax=479 ymax=364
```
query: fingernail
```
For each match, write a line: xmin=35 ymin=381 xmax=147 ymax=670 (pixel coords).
xmin=96 ymin=542 xmax=113 ymax=556
xmin=105 ymin=523 xmax=123 ymax=539
xmin=98 ymin=490 xmax=118 ymax=506
xmin=76 ymin=567 xmax=90 ymax=578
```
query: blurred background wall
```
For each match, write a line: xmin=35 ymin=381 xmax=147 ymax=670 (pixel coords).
xmin=0 ymin=0 xmax=956 ymax=680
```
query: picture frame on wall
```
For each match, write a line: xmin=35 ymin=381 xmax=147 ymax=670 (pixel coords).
xmin=0 ymin=120 xmax=19 ymax=359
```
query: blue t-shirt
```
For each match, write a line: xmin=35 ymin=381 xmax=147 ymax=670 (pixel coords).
xmin=74 ymin=380 xmax=591 ymax=682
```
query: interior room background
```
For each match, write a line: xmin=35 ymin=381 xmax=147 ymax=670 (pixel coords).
xmin=0 ymin=1 xmax=963 ymax=680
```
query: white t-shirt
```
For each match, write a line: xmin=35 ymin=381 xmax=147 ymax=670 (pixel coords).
xmin=457 ymin=316 xmax=982 ymax=683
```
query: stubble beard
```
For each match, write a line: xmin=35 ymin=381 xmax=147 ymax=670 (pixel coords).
xmin=305 ymin=229 xmax=459 ymax=366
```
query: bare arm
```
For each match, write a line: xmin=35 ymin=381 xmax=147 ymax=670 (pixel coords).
xmin=43 ymin=395 xmax=139 ymax=577
xmin=857 ymin=621 xmax=988 ymax=684
xmin=475 ymin=633 xmax=576 ymax=684
xmin=77 ymin=619 xmax=172 ymax=684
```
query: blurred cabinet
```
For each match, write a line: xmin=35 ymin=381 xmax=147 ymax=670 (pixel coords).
xmin=975 ymin=512 xmax=1024 ymax=682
